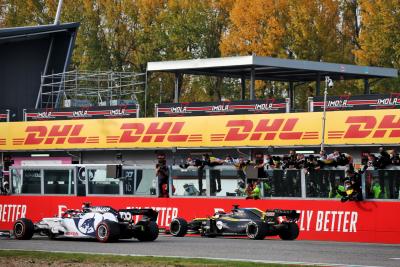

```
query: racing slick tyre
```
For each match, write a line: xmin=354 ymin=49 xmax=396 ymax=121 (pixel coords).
xmin=96 ymin=220 xmax=120 ymax=243
xmin=170 ymin=218 xmax=188 ymax=237
xmin=47 ymin=232 xmax=58 ymax=240
xmin=204 ymin=233 xmax=217 ymax=238
xmin=246 ymin=221 xmax=266 ymax=240
xmin=135 ymin=221 xmax=159 ymax=242
xmin=13 ymin=218 xmax=34 ymax=240
xmin=279 ymin=222 xmax=299 ymax=240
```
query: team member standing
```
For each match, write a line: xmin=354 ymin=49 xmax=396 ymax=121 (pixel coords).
xmin=156 ymin=153 xmax=169 ymax=197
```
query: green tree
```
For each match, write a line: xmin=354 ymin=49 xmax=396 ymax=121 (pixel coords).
xmin=70 ymin=0 xmax=111 ymax=70
xmin=286 ymin=0 xmax=362 ymax=107
xmin=354 ymin=0 xmax=400 ymax=93
xmin=0 ymin=0 xmax=53 ymax=27
xmin=287 ymin=0 xmax=340 ymax=62
xmin=151 ymin=0 xmax=234 ymax=103
xmin=1 ymin=0 xmax=398 ymax=112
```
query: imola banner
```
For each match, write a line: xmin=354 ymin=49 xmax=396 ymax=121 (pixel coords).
xmin=24 ymin=105 xmax=139 ymax=121
xmin=0 ymin=109 xmax=399 ymax=150
xmin=0 ymin=196 xmax=399 ymax=243
xmin=310 ymin=93 xmax=400 ymax=112
xmin=156 ymin=99 xmax=289 ymax=117
xmin=0 ymin=109 xmax=9 ymax=122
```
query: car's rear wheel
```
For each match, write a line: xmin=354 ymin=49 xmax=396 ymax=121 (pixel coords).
xmin=96 ymin=220 xmax=120 ymax=243
xmin=13 ymin=218 xmax=34 ymax=240
xmin=135 ymin=221 xmax=159 ymax=241
xmin=170 ymin=218 xmax=188 ymax=237
xmin=246 ymin=221 xmax=266 ymax=240
xmin=279 ymin=222 xmax=299 ymax=240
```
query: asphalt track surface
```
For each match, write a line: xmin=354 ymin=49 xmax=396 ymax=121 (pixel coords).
xmin=0 ymin=235 xmax=399 ymax=267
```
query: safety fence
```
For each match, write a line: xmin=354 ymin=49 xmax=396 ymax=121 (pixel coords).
xmin=7 ymin=164 xmax=400 ymax=200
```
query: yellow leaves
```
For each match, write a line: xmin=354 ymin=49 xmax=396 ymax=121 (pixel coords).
xmin=136 ymin=0 xmax=164 ymax=25
xmin=1 ymin=0 xmax=399 ymax=102
xmin=221 ymin=0 xmax=288 ymax=57
xmin=286 ymin=0 xmax=341 ymax=62
xmin=355 ymin=0 xmax=400 ymax=68
xmin=221 ymin=0 xmax=353 ymax=63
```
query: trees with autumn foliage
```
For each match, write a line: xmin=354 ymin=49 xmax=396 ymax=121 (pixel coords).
xmin=354 ymin=1 xmax=400 ymax=93
xmin=0 ymin=0 xmax=399 ymax=113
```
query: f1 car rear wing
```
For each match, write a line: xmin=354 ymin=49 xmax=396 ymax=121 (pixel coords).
xmin=118 ymin=208 xmax=158 ymax=222
xmin=265 ymin=209 xmax=299 ymax=221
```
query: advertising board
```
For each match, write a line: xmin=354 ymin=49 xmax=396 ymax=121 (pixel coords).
xmin=0 ymin=196 xmax=398 ymax=244
xmin=0 ymin=109 xmax=399 ymax=150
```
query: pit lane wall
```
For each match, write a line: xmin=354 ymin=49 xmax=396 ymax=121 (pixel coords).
xmin=0 ymin=196 xmax=399 ymax=244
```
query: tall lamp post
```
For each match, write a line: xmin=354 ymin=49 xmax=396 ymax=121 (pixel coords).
xmin=54 ymin=0 xmax=63 ymax=25
xmin=321 ymin=76 xmax=333 ymax=152
xmin=159 ymin=77 xmax=162 ymax=103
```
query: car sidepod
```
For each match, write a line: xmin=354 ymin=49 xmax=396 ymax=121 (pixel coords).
xmin=55 ymin=212 xmax=118 ymax=239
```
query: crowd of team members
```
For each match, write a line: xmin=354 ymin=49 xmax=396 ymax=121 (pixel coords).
xmin=160 ymin=147 xmax=399 ymax=200
xmin=1 ymin=147 xmax=397 ymax=197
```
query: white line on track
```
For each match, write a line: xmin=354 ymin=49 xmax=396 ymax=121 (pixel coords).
xmin=0 ymin=248 xmax=385 ymax=267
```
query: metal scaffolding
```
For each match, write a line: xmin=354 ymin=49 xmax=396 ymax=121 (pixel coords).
xmin=37 ymin=70 xmax=146 ymax=108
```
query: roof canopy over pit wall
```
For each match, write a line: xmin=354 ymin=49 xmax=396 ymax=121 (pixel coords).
xmin=146 ymin=55 xmax=398 ymax=111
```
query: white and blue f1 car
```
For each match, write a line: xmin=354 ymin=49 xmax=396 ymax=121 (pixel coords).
xmin=13 ymin=203 xmax=159 ymax=243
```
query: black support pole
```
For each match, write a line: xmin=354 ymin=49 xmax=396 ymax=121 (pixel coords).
xmin=316 ymin=73 xmax=321 ymax=96
xmin=364 ymin=79 xmax=370 ymax=94
xmin=241 ymin=76 xmax=246 ymax=100
xmin=174 ymin=73 xmax=179 ymax=103
xmin=289 ymin=81 xmax=294 ymax=111
xmin=250 ymin=68 xmax=255 ymax=100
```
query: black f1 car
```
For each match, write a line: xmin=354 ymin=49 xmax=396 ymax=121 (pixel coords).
xmin=169 ymin=205 xmax=300 ymax=240
xmin=13 ymin=203 xmax=159 ymax=243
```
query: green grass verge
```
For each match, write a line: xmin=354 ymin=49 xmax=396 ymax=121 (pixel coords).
xmin=0 ymin=249 xmax=307 ymax=267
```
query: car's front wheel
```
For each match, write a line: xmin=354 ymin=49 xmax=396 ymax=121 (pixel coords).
xmin=95 ymin=220 xmax=120 ymax=243
xmin=170 ymin=218 xmax=188 ymax=237
xmin=13 ymin=218 xmax=34 ymax=240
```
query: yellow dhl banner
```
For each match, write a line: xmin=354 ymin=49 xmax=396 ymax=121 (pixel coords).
xmin=0 ymin=109 xmax=399 ymax=151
